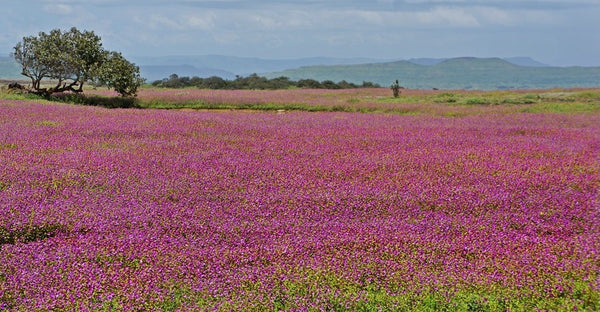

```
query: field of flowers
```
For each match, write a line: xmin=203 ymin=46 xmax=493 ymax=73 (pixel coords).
xmin=87 ymin=87 xmax=600 ymax=115
xmin=0 ymin=90 xmax=598 ymax=310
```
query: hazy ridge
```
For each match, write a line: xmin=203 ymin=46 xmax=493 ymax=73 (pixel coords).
xmin=265 ymin=57 xmax=599 ymax=90
xmin=2 ymin=55 xmax=598 ymax=90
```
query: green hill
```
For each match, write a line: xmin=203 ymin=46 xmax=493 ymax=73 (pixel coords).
xmin=0 ymin=57 xmax=21 ymax=79
xmin=2 ymin=55 xmax=598 ymax=89
xmin=265 ymin=57 xmax=599 ymax=90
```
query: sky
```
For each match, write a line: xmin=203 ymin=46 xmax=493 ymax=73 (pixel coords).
xmin=2 ymin=0 xmax=599 ymax=66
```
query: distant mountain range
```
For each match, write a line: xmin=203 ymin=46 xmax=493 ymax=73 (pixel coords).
xmin=407 ymin=57 xmax=548 ymax=67
xmin=2 ymin=55 xmax=598 ymax=90
xmin=131 ymin=55 xmax=389 ymax=81
xmin=0 ymin=56 xmax=21 ymax=79
xmin=265 ymin=57 xmax=598 ymax=90
xmin=140 ymin=64 xmax=234 ymax=81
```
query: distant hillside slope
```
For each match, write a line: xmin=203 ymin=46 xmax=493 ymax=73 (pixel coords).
xmin=503 ymin=57 xmax=548 ymax=67
xmin=0 ymin=57 xmax=21 ymax=79
xmin=265 ymin=57 xmax=599 ymax=90
xmin=140 ymin=65 xmax=235 ymax=81
xmin=132 ymin=55 xmax=387 ymax=78
xmin=2 ymin=55 xmax=598 ymax=89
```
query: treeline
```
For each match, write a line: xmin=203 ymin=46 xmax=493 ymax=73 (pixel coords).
xmin=151 ymin=73 xmax=380 ymax=90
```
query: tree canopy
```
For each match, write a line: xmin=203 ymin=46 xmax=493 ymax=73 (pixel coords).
xmin=12 ymin=27 xmax=143 ymax=97
xmin=151 ymin=73 xmax=381 ymax=90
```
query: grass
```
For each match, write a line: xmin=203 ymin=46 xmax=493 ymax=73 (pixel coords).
xmin=118 ymin=277 xmax=598 ymax=311
xmin=378 ymin=89 xmax=598 ymax=106
xmin=138 ymin=99 xmax=335 ymax=112
xmin=1 ymin=87 xmax=597 ymax=115
xmin=519 ymin=102 xmax=599 ymax=114
xmin=0 ymin=89 xmax=140 ymax=108
xmin=123 ymin=88 xmax=600 ymax=115
xmin=0 ymin=87 xmax=597 ymax=310
xmin=49 ymin=93 xmax=140 ymax=108
xmin=0 ymin=223 xmax=64 ymax=246
xmin=137 ymin=99 xmax=421 ymax=114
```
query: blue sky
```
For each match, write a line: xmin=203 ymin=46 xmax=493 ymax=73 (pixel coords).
xmin=2 ymin=0 xmax=598 ymax=66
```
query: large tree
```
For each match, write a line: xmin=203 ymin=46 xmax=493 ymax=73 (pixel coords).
xmin=12 ymin=27 xmax=143 ymax=97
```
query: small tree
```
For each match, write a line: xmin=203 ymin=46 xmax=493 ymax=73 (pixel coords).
xmin=297 ymin=79 xmax=322 ymax=89
xmin=390 ymin=80 xmax=401 ymax=98
xmin=12 ymin=27 xmax=142 ymax=97
xmin=98 ymin=51 xmax=144 ymax=97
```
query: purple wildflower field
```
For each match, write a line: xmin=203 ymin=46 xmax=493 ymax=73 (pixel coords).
xmin=0 ymin=96 xmax=598 ymax=310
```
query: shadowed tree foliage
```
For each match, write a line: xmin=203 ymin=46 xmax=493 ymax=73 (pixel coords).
xmin=12 ymin=27 xmax=143 ymax=97
xmin=391 ymin=79 xmax=401 ymax=97
xmin=151 ymin=74 xmax=380 ymax=90
xmin=98 ymin=51 xmax=144 ymax=97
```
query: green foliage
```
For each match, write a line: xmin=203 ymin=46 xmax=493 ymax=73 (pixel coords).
xmin=150 ymin=73 xmax=380 ymax=90
xmin=139 ymin=100 xmax=339 ymax=112
xmin=460 ymin=97 xmax=488 ymax=105
xmin=143 ymin=280 xmax=599 ymax=311
xmin=297 ymin=78 xmax=322 ymax=88
xmin=573 ymin=90 xmax=600 ymax=100
xmin=0 ymin=89 xmax=138 ymax=108
xmin=98 ymin=51 xmax=144 ymax=97
xmin=434 ymin=92 xmax=457 ymax=103
xmin=0 ymin=89 xmax=45 ymax=101
xmin=12 ymin=27 xmax=142 ymax=97
xmin=0 ymin=180 xmax=9 ymax=190
xmin=50 ymin=93 xmax=139 ymax=108
xmin=321 ymin=80 xmax=341 ymax=89
xmin=0 ymin=223 xmax=63 ymax=246
xmin=390 ymin=80 xmax=401 ymax=97
xmin=3 ymin=83 xmax=596 ymax=115
xmin=132 ymin=88 xmax=597 ymax=114
xmin=519 ymin=102 xmax=599 ymax=114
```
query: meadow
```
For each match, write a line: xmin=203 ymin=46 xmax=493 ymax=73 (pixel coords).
xmin=0 ymin=87 xmax=598 ymax=311
xmin=84 ymin=87 xmax=599 ymax=115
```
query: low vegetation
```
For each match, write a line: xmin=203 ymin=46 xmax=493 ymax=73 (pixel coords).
xmin=151 ymin=73 xmax=380 ymax=90
xmin=0 ymin=94 xmax=597 ymax=310
xmin=5 ymin=28 xmax=595 ymax=310
xmin=0 ymin=223 xmax=64 ymax=246
xmin=1 ymin=85 xmax=597 ymax=115
xmin=11 ymin=27 xmax=143 ymax=97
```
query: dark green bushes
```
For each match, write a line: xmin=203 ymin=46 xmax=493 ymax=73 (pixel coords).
xmin=151 ymin=73 xmax=380 ymax=90
xmin=50 ymin=93 xmax=140 ymax=108
xmin=0 ymin=223 xmax=63 ymax=246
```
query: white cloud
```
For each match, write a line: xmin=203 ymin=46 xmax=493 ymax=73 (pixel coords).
xmin=353 ymin=11 xmax=386 ymax=26
xmin=415 ymin=6 xmax=480 ymax=26
xmin=184 ymin=12 xmax=217 ymax=31
xmin=472 ymin=7 xmax=514 ymax=25
xmin=43 ymin=4 xmax=73 ymax=15
xmin=143 ymin=14 xmax=186 ymax=31
xmin=1 ymin=0 xmax=596 ymax=65
xmin=212 ymin=31 xmax=240 ymax=44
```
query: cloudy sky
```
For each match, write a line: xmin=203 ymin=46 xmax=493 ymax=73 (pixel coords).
xmin=2 ymin=0 xmax=598 ymax=66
